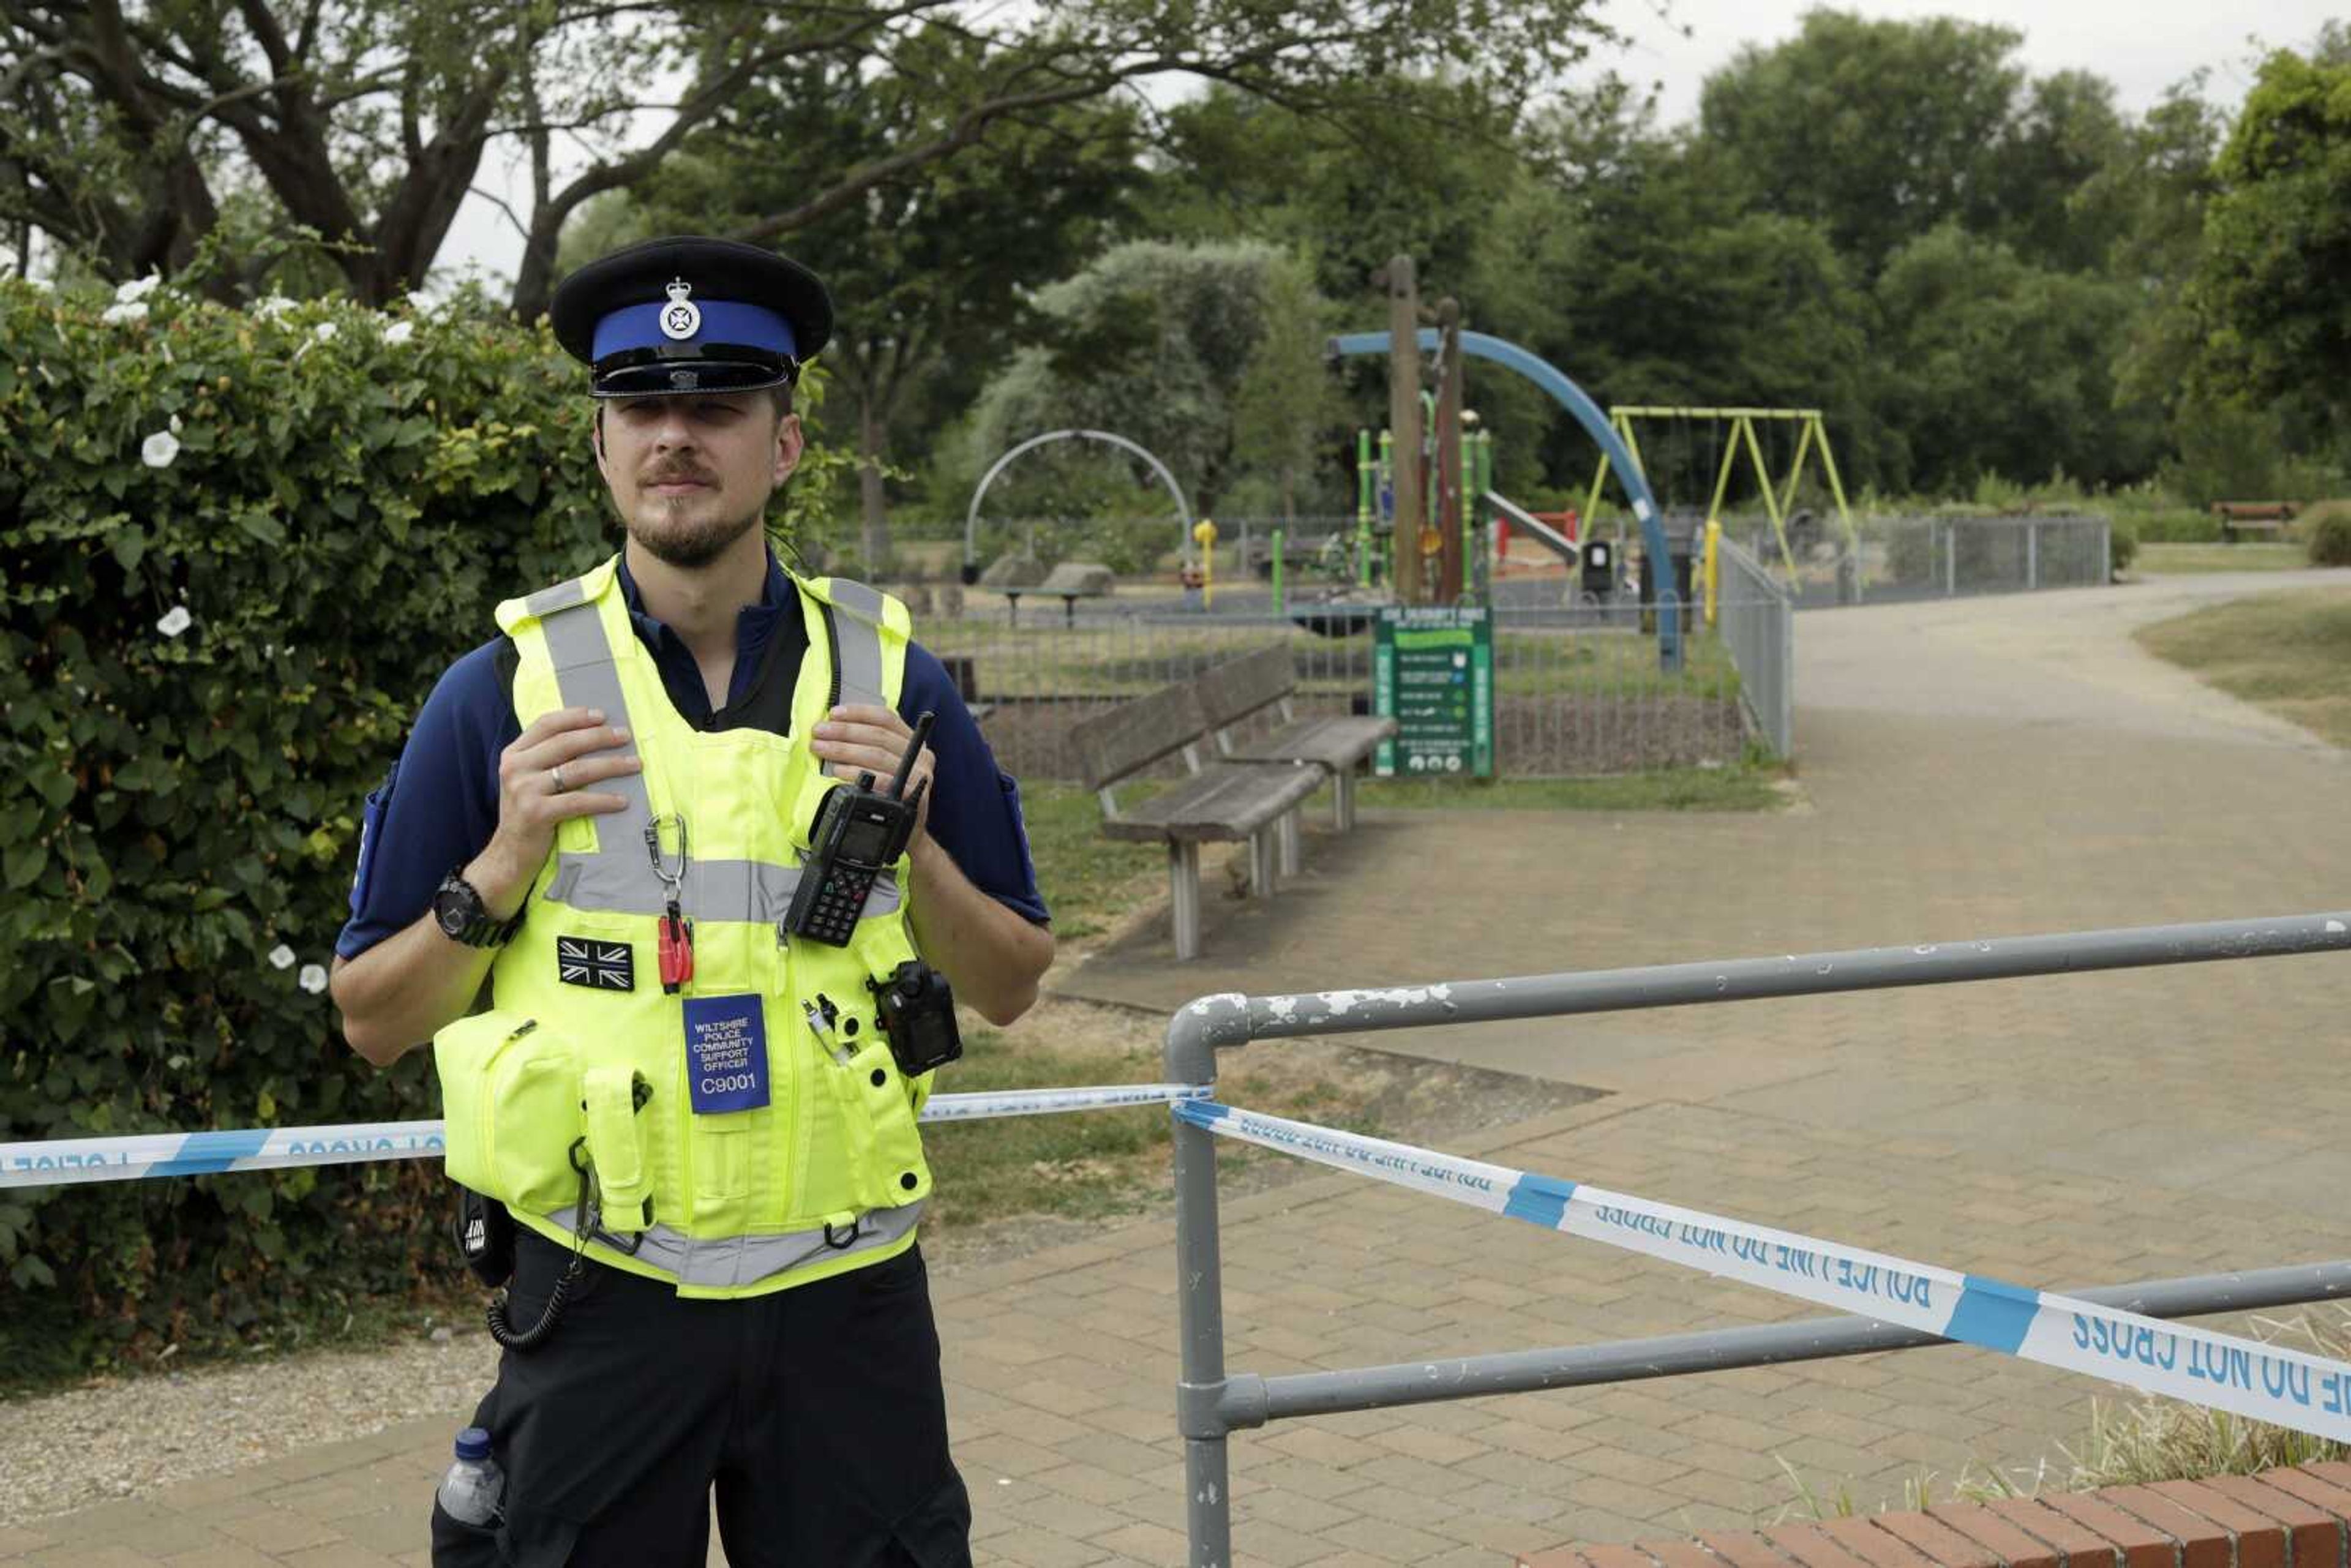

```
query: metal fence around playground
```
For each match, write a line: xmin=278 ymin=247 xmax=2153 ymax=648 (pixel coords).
xmin=1717 ymin=514 xmax=2112 ymax=610
xmin=908 ymin=587 xmax=1792 ymax=783
xmin=9 ymin=909 xmax=2351 ymax=1564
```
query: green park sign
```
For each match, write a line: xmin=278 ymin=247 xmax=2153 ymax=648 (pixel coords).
xmin=1373 ymin=606 xmax=1494 ymax=778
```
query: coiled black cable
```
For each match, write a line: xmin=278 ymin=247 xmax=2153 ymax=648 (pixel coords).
xmin=485 ymin=1247 xmax=586 ymax=1351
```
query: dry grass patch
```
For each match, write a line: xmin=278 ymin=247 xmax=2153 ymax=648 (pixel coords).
xmin=2135 ymin=586 xmax=2351 ymax=748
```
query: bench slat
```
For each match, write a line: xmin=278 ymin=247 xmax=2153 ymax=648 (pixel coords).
xmin=1103 ymin=763 xmax=1319 ymax=841
xmin=1227 ymin=715 xmax=1398 ymax=771
xmin=1070 ymin=681 xmax=1209 ymax=790
xmin=1193 ymin=645 xmax=1295 ymax=732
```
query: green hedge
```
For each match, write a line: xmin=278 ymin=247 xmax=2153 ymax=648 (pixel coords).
xmin=0 ymin=277 xmax=842 ymax=1379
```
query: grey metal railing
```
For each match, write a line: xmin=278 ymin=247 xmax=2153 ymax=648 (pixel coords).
xmin=1713 ymin=536 xmax=1794 ymax=757
xmin=1161 ymin=910 xmax=2351 ymax=1566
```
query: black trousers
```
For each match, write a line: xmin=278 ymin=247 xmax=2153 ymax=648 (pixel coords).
xmin=432 ymin=1229 xmax=972 ymax=1567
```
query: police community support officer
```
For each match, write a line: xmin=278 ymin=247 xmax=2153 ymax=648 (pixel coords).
xmin=329 ymin=235 xmax=1056 ymax=1566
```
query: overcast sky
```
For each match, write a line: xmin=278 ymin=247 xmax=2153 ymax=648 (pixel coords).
xmin=432 ymin=0 xmax=2342 ymax=291
xmin=1603 ymin=0 xmax=2336 ymax=126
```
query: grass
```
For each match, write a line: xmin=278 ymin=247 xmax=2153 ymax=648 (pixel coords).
xmin=2134 ymin=542 xmax=2312 ymax=575
xmin=1018 ymin=779 xmax=1169 ymax=941
xmin=2134 ymin=586 xmax=2351 ymax=748
xmin=918 ymin=1027 xmax=1175 ymax=1229
xmin=1769 ymin=1307 xmax=2351 ymax=1523
xmin=918 ymin=1026 xmax=1375 ymax=1233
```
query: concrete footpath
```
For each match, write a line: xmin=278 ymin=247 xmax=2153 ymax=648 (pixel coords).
xmin=8 ymin=573 xmax=2350 ymax=1567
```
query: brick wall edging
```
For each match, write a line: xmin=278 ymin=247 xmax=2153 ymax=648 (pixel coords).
xmin=1520 ymin=1461 xmax=2351 ymax=1568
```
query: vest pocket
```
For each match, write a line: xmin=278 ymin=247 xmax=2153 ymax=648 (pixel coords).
xmin=834 ymin=1037 xmax=931 ymax=1210
xmin=433 ymin=1010 xmax=583 ymax=1217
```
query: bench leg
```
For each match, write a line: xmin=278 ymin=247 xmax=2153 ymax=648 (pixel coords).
xmin=1332 ymin=770 xmax=1354 ymax=832
xmin=1169 ymin=841 xmax=1201 ymax=961
xmin=1278 ymin=809 xmax=1301 ymax=879
xmin=1249 ymin=831 xmax=1276 ymax=900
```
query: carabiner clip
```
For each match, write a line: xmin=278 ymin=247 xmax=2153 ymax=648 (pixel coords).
xmin=643 ymin=813 xmax=689 ymax=902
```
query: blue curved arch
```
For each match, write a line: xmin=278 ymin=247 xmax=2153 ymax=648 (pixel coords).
xmin=1329 ymin=329 xmax=1682 ymax=670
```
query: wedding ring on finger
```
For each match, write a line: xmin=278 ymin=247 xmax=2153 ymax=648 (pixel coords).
xmin=549 ymin=763 xmax=569 ymax=793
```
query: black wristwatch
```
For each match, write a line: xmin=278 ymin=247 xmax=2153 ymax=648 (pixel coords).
xmin=432 ymin=868 xmax=528 ymax=948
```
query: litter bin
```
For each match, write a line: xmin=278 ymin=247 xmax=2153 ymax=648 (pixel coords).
xmin=1579 ymin=538 xmax=1616 ymax=601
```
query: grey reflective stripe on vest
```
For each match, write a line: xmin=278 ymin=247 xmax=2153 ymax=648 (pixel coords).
xmin=824 ymin=578 xmax=891 ymax=710
xmin=525 ymin=572 xmax=902 ymax=923
xmin=548 ymin=1199 xmax=923 ymax=1291
xmin=542 ymin=858 xmax=902 ymax=923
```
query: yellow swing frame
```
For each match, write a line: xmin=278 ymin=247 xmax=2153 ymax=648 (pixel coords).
xmin=1582 ymin=407 xmax=1856 ymax=614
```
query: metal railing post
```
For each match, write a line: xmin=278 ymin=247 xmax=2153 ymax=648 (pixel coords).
xmin=1167 ymin=995 xmax=1253 ymax=1566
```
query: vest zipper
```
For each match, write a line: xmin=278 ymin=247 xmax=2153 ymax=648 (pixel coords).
xmin=820 ymin=600 xmax=842 ymax=712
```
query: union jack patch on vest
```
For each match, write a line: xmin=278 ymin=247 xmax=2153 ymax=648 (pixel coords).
xmin=557 ymin=936 xmax=634 ymax=991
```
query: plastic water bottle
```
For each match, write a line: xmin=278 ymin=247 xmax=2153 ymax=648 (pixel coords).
xmin=436 ymin=1427 xmax=503 ymax=1526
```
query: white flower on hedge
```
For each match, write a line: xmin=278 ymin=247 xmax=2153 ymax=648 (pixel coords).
xmin=313 ymin=321 xmax=337 ymax=343
xmin=383 ymin=320 xmax=415 ymax=346
xmin=253 ymin=294 xmax=295 ymax=320
xmin=268 ymin=943 xmax=296 ymax=970
xmin=113 ymin=274 xmax=162 ymax=304
xmin=169 ymin=413 xmax=182 ymax=433
xmin=100 ymin=301 xmax=149 ymax=325
xmin=141 ymin=430 xmax=180 ymax=468
xmin=299 ymin=963 xmax=328 ymax=996
xmin=156 ymin=604 xmax=192 ymax=638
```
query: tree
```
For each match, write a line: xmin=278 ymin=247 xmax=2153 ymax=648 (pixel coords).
xmin=1 ymin=0 xmax=1622 ymax=317
xmin=962 ymin=240 xmax=1308 ymax=519
xmin=2191 ymin=37 xmax=2351 ymax=437
xmin=1873 ymin=225 xmax=2159 ymax=490
xmin=590 ymin=35 xmax=1142 ymax=570
xmin=1698 ymin=12 xmax=2025 ymax=278
xmin=1142 ymin=79 xmax=1524 ymax=310
xmin=1231 ymin=253 xmax=1344 ymax=525
xmin=1482 ymin=132 xmax=1886 ymax=493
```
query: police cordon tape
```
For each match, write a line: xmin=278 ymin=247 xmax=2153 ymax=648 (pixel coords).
xmin=1174 ymin=1099 xmax=2351 ymax=1442
xmin=0 ymin=1083 xmax=1210 ymax=1189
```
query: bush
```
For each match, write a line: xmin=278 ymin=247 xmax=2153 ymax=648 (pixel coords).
xmin=0 ymin=276 xmax=848 ymax=1379
xmin=2110 ymin=519 xmax=2140 ymax=576
xmin=2308 ymin=502 xmax=2351 ymax=566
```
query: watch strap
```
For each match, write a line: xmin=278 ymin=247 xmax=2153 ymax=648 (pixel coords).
xmin=438 ymin=870 xmax=528 ymax=948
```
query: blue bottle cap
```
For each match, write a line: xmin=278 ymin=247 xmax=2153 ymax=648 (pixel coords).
xmin=454 ymin=1426 xmax=493 ymax=1462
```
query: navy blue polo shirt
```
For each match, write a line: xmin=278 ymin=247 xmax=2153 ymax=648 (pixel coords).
xmin=337 ymin=550 xmax=1046 ymax=959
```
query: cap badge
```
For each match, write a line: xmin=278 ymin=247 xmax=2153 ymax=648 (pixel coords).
xmin=659 ymin=278 xmax=701 ymax=341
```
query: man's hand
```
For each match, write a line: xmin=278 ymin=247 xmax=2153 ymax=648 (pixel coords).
xmin=811 ymin=705 xmax=935 ymax=847
xmin=474 ymin=708 xmax=642 ymax=913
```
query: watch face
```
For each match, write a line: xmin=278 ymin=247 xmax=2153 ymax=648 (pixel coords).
xmin=434 ymin=883 xmax=474 ymax=937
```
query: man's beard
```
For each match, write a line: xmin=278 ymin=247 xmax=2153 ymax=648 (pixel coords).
xmin=628 ymin=501 xmax=765 ymax=571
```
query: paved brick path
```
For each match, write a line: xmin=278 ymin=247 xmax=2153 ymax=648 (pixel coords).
xmin=9 ymin=574 xmax=2349 ymax=1567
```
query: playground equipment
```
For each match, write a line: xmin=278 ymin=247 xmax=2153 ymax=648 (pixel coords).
xmin=1581 ymin=407 xmax=1856 ymax=580
xmin=1330 ymin=321 xmax=1685 ymax=672
xmin=961 ymin=429 xmax=1193 ymax=585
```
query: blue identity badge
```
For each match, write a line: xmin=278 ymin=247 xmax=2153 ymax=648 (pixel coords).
xmin=684 ymin=994 xmax=770 ymax=1114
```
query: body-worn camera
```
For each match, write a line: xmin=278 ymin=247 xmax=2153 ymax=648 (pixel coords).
xmin=784 ymin=712 xmax=936 ymax=947
xmin=868 ymin=959 xmax=963 ymax=1076
xmin=451 ymin=1185 xmax=515 ymax=1288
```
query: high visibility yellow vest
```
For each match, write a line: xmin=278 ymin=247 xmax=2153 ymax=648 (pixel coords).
xmin=432 ymin=555 xmax=934 ymax=1299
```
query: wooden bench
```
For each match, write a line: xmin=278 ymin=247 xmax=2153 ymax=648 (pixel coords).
xmin=2212 ymin=501 xmax=2298 ymax=542
xmin=1004 ymin=561 xmax=1114 ymax=626
xmin=1193 ymin=646 xmax=1398 ymax=833
xmin=1070 ymin=680 xmax=1321 ymax=961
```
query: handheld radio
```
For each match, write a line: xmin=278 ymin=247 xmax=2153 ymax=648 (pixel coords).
xmin=783 ymin=711 xmax=934 ymax=947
